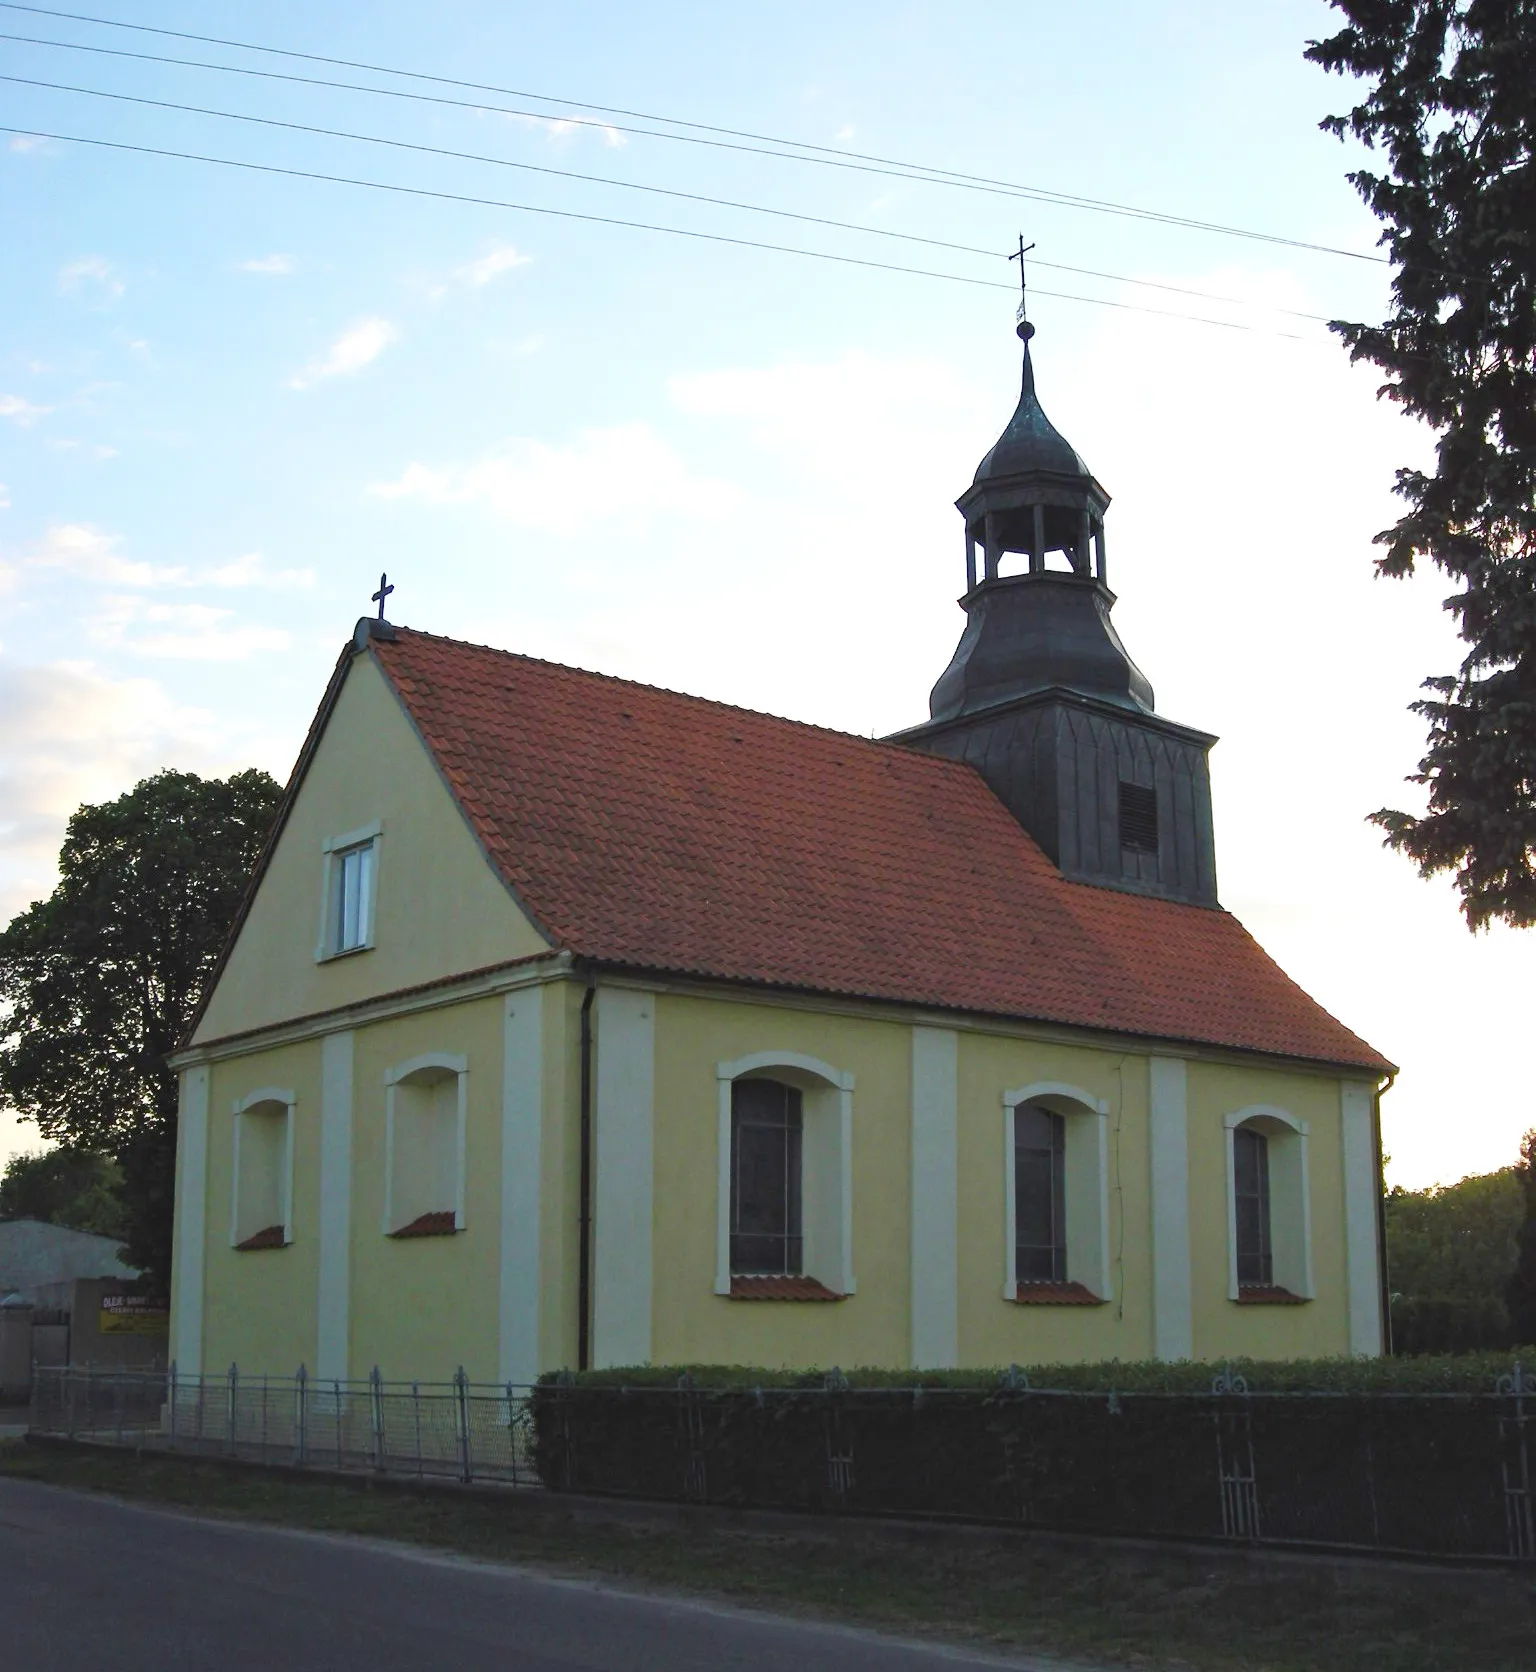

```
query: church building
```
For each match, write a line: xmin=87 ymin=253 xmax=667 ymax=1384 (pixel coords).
xmin=168 ymin=310 xmax=1393 ymax=1385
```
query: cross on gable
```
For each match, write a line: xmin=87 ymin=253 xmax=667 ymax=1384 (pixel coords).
xmin=372 ymin=572 xmax=395 ymax=620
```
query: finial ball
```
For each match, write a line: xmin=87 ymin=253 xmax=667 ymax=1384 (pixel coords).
xmin=1016 ymin=318 xmax=1036 ymax=343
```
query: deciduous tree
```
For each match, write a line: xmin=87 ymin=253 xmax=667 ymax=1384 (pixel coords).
xmin=1308 ymin=2 xmax=1536 ymax=928
xmin=0 ymin=769 xmax=281 ymax=1292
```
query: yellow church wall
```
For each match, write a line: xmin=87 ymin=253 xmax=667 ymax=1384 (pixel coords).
xmin=955 ymin=1035 xmax=1155 ymax=1367
xmin=194 ymin=651 xmax=548 ymax=1046
xmin=199 ymin=1041 xmax=323 ymax=1374
xmin=347 ymin=996 xmax=506 ymax=1382
xmin=1186 ymin=1061 xmax=1351 ymax=1359
xmin=649 ymin=993 xmax=913 ymax=1369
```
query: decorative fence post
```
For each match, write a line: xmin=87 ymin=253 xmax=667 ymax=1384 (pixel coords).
xmin=505 ymin=1381 xmax=521 ymax=1486
xmin=369 ymin=1366 xmax=385 ymax=1472
xmin=227 ymin=1363 xmax=239 ymax=1454
xmin=1497 ymin=1362 xmax=1534 ymax=1562
xmin=333 ymin=1379 xmax=344 ymax=1470
xmin=293 ymin=1364 xmax=308 ymax=1466
xmin=167 ymin=1361 xmax=178 ymax=1451
xmin=824 ymin=1367 xmax=854 ymax=1507
xmin=454 ymin=1366 xmax=472 ymax=1483
xmin=677 ymin=1372 xmax=707 ymax=1503
xmin=411 ymin=1381 xmax=423 ymax=1476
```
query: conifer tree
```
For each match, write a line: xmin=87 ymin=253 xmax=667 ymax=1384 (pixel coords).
xmin=1307 ymin=3 xmax=1536 ymax=928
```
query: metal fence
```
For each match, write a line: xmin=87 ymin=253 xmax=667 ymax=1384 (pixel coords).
xmin=24 ymin=1362 xmax=1536 ymax=1563
xmin=28 ymin=1364 xmax=540 ymax=1487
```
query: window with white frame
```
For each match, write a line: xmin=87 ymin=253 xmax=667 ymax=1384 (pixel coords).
xmin=318 ymin=822 xmax=380 ymax=960
xmin=1224 ymin=1107 xmax=1313 ymax=1301
xmin=384 ymin=1054 xmax=467 ymax=1238
xmin=1003 ymin=1084 xmax=1110 ymax=1302
xmin=231 ymin=1090 xmax=294 ymax=1251
xmin=715 ymin=1053 xmax=854 ymax=1299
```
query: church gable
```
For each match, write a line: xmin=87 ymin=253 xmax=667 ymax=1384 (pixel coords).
xmin=193 ymin=646 xmax=549 ymax=1045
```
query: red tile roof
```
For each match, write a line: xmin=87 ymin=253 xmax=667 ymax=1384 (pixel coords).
xmin=373 ymin=629 xmax=1391 ymax=1074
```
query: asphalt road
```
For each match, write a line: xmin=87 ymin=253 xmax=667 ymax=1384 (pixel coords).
xmin=0 ymin=1477 xmax=1059 ymax=1671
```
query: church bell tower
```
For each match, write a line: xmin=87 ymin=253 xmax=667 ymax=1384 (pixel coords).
xmin=892 ymin=302 xmax=1219 ymax=906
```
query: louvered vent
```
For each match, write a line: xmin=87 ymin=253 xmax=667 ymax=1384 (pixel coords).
xmin=1118 ymin=781 xmax=1159 ymax=854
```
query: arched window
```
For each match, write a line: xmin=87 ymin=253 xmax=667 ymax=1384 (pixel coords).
xmin=384 ymin=1053 xmax=468 ymax=1238
xmin=1014 ymin=1104 xmax=1066 ymax=1284
xmin=1002 ymin=1082 xmax=1110 ymax=1304
xmin=1233 ymin=1125 xmax=1272 ymax=1289
xmin=730 ymin=1078 xmax=803 ymax=1276
xmin=715 ymin=1051 xmax=855 ymax=1300
xmin=1224 ymin=1107 xmax=1312 ymax=1302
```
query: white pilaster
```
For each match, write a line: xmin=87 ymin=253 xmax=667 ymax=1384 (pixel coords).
xmin=910 ymin=1026 xmax=959 ymax=1368
xmin=592 ymin=988 xmax=654 ymax=1368
xmin=1148 ymin=1056 xmax=1192 ymax=1361
xmin=316 ymin=1030 xmax=354 ymax=1381
xmin=172 ymin=1065 xmax=209 ymax=1374
xmin=1340 ymin=1080 xmax=1384 ymax=1355
xmin=499 ymin=986 xmax=544 ymax=1386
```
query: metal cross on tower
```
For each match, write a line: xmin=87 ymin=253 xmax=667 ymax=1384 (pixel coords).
xmin=372 ymin=572 xmax=395 ymax=620
xmin=1009 ymin=236 xmax=1036 ymax=324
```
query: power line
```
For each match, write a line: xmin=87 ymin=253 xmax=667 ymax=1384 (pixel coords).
xmin=0 ymin=13 xmax=1387 ymax=265
xmin=1 ymin=71 xmax=1335 ymax=325
xmin=0 ymin=124 xmax=1328 ymax=341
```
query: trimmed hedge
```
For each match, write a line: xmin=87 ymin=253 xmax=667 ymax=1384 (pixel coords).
xmin=528 ymin=1356 xmax=1535 ymax=1559
xmin=541 ymin=1350 xmax=1534 ymax=1395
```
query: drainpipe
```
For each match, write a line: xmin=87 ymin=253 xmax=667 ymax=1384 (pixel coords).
xmin=1373 ymin=1070 xmax=1398 ymax=1356
xmin=577 ymin=976 xmax=597 ymax=1372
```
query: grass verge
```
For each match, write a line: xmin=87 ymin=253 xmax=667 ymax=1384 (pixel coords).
xmin=2 ymin=1438 xmax=1532 ymax=1672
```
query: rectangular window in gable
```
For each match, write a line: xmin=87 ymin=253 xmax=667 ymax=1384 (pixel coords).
xmin=319 ymin=823 xmax=380 ymax=960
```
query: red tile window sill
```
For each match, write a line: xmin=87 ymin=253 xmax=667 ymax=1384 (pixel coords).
xmin=1011 ymin=1281 xmax=1104 ymax=1306
xmin=234 ymin=1225 xmax=286 ymax=1252
xmin=389 ymin=1211 xmax=458 ymax=1239
xmin=1235 ymin=1285 xmax=1308 ymax=1305
xmin=729 ymin=1275 xmax=843 ymax=1302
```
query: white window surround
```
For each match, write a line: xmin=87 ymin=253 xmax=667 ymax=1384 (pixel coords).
xmin=1223 ymin=1105 xmax=1314 ymax=1301
xmin=229 ymin=1086 xmax=296 ymax=1248
xmin=382 ymin=1051 xmax=468 ymax=1235
xmin=316 ymin=820 xmax=382 ymax=962
xmin=715 ymin=1051 xmax=855 ymax=1298
xmin=1002 ymin=1082 xmax=1111 ymax=1301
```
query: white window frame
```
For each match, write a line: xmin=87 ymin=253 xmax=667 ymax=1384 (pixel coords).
xmin=1002 ymin=1082 xmax=1111 ymax=1300
xmin=229 ymin=1086 xmax=296 ymax=1248
xmin=715 ymin=1051 xmax=855 ymax=1298
xmin=382 ymin=1051 xmax=468 ymax=1236
xmin=1223 ymin=1105 xmax=1313 ymax=1300
xmin=316 ymin=820 xmax=382 ymax=962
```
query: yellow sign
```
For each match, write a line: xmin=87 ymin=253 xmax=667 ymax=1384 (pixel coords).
xmin=98 ymin=1294 xmax=168 ymax=1336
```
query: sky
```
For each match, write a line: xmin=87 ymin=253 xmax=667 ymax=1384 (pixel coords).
xmin=0 ymin=0 xmax=1530 ymax=1190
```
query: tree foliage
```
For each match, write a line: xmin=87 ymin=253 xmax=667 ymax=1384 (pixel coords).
xmin=1508 ymin=1126 xmax=1536 ymax=1340
xmin=0 ymin=1147 xmax=127 ymax=1239
xmin=0 ymin=769 xmax=282 ymax=1291
xmin=1385 ymin=1162 xmax=1525 ymax=1349
xmin=1307 ymin=2 xmax=1536 ymax=928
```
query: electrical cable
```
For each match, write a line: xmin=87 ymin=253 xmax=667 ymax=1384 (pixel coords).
xmin=0 ymin=14 xmax=1387 ymax=264
xmin=0 ymin=123 xmax=1330 ymax=340
xmin=0 ymin=70 xmax=1335 ymax=324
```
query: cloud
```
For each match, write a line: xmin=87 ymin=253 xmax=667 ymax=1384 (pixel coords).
xmin=239 ymin=254 xmax=294 ymax=275
xmin=0 ymin=660 xmax=225 ymax=922
xmin=288 ymin=318 xmax=398 ymax=389
xmin=504 ymin=111 xmax=625 ymax=147
xmin=367 ymin=424 xmax=743 ymax=530
xmin=26 ymin=522 xmax=186 ymax=587
xmin=8 ymin=134 xmax=46 ymax=153
xmin=205 ymin=551 xmax=316 ymax=590
xmin=454 ymin=245 xmax=533 ymax=287
xmin=834 ymin=123 xmax=856 ymax=140
xmin=0 ymin=394 xmax=50 ymax=427
xmin=87 ymin=596 xmax=291 ymax=661
xmin=0 ymin=485 xmax=9 ymax=510
xmin=58 ymin=255 xmax=124 ymax=297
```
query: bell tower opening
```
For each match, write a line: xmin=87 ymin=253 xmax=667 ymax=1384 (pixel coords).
xmin=888 ymin=287 xmax=1219 ymax=908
